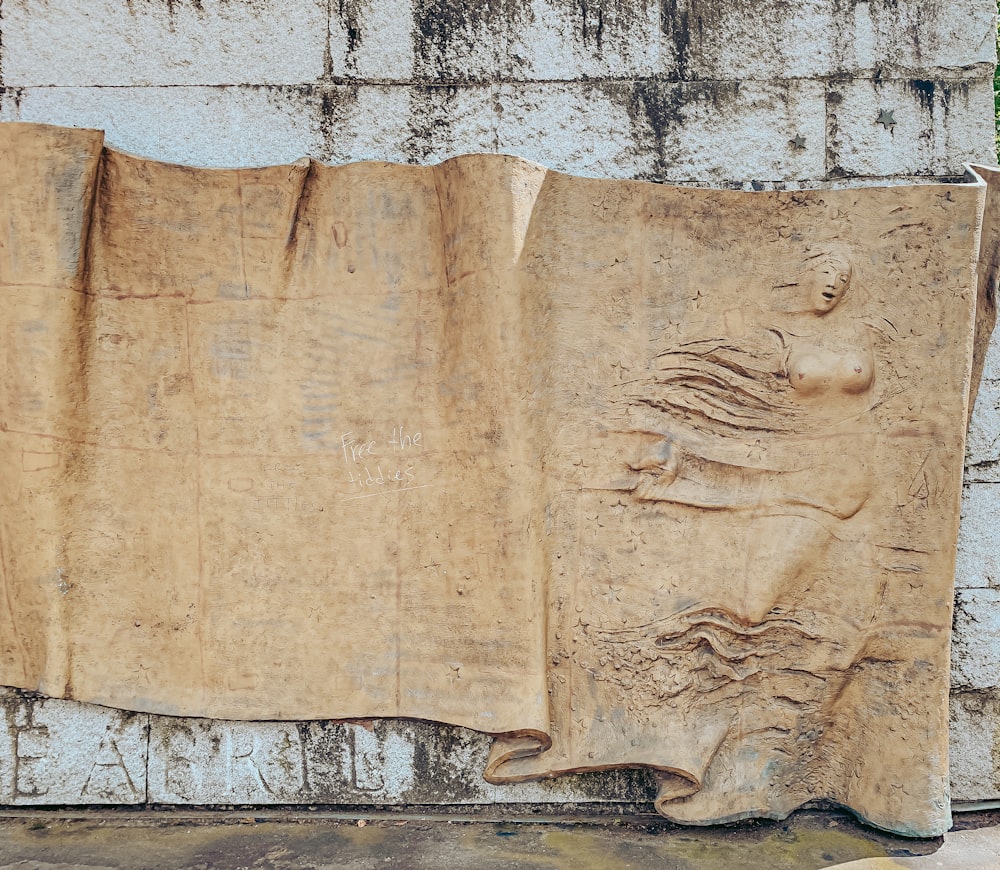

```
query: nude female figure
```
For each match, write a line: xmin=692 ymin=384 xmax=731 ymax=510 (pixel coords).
xmin=617 ymin=246 xmax=878 ymax=623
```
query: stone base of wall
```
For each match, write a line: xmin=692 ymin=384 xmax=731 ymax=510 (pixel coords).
xmin=1 ymin=687 xmax=992 ymax=809
xmin=0 ymin=689 xmax=656 ymax=807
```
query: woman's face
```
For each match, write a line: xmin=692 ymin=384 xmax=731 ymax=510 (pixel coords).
xmin=808 ymin=254 xmax=852 ymax=314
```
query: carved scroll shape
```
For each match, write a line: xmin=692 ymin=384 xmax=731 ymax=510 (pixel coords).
xmin=0 ymin=123 xmax=994 ymax=837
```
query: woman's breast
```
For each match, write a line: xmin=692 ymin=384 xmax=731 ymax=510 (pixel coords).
xmin=786 ymin=346 xmax=874 ymax=397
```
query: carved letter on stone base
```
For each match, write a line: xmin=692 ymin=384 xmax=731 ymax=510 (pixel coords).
xmin=0 ymin=122 xmax=996 ymax=836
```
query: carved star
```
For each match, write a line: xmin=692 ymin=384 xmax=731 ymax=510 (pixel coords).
xmin=610 ymin=360 xmax=630 ymax=380
xmin=790 ymin=133 xmax=806 ymax=150
xmin=661 ymin=320 xmax=683 ymax=342
xmin=877 ymin=109 xmax=896 ymax=129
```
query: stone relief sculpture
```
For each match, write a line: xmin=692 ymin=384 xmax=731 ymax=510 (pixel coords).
xmin=0 ymin=122 xmax=996 ymax=837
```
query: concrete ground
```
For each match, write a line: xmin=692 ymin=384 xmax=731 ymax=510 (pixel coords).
xmin=0 ymin=808 xmax=997 ymax=870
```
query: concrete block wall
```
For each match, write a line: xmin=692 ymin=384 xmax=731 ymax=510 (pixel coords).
xmin=0 ymin=0 xmax=998 ymax=809
xmin=0 ymin=1 xmax=995 ymax=181
xmin=954 ymin=333 xmax=1000 ymax=802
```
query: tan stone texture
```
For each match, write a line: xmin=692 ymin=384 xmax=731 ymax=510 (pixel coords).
xmin=0 ymin=123 xmax=992 ymax=836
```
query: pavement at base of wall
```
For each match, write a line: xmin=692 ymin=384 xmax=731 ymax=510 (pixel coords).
xmin=0 ymin=807 xmax=997 ymax=870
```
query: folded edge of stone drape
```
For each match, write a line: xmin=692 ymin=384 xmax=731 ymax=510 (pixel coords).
xmin=967 ymin=164 xmax=1000 ymax=430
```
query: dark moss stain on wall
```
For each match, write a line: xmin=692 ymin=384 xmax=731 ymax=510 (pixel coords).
xmin=570 ymin=1 xmax=662 ymax=66
xmin=577 ymin=0 xmax=605 ymax=50
xmin=862 ymin=0 xmax=949 ymax=74
xmin=302 ymin=83 xmax=361 ymax=163
xmin=412 ymin=0 xmax=507 ymax=81
xmin=0 ymin=87 xmax=26 ymax=113
xmin=318 ymin=86 xmax=346 ymax=155
xmin=412 ymin=0 xmax=534 ymax=82
xmin=404 ymin=85 xmax=462 ymax=163
xmin=391 ymin=720 xmax=658 ymax=804
xmin=622 ymin=78 xmax=743 ymax=182
xmin=659 ymin=0 xmax=691 ymax=79
xmin=625 ymin=78 xmax=682 ymax=181
xmin=287 ymin=718 xmax=662 ymax=804
xmin=824 ymin=83 xmax=847 ymax=179
xmin=909 ymin=78 xmax=936 ymax=113
xmin=407 ymin=723 xmax=498 ymax=803
xmin=334 ymin=0 xmax=365 ymax=77
xmin=124 ymin=0 xmax=207 ymax=15
xmin=122 ymin=1 xmax=306 ymax=19
xmin=906 ymin=78 xmax=967 ymax=148
xmin=47 ymin=0 xmax=983 ymax=183
xmin=939 ymin=79 xmax=970 ymax=120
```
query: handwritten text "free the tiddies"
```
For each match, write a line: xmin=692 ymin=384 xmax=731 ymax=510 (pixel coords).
xmin=341 ymin=426 xmax=423 ymax=496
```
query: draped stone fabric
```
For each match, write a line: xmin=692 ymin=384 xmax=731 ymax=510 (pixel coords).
xmin=0 ymin=123 xmax=994 ymax=836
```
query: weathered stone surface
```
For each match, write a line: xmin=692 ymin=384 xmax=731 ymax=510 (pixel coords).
xmin=506 ymin=0 xmax=664 ymax=80
xmin=0 ymin=688 xmax=147 ymax=805
xmin=966 ymin=381 xmax=1000 ymax=480
xmin=842 ymin=0 xmax=998 ymax=77
xmin=0 ymin=91 xmax=22 ymax=120
xmin=149 ymin=717 xmax=655 ymax=805
xmin=0 ymin=687 xmax=655 ymax=808
xmin=329 ymin=0 xmax=532 ymax=83
xmin=407 ymin=0 xmax=514 ymax=82
xmin=950 ymin=689 xmax=1000 ymax=801
xmin=682 ymin=0 xmax=840 ymax=81
xmin=494 ymin=83 xmax=652 ymax=179
xmin=495 ymin=80 xmax=825 ymax=183
xmin=2 ymin=0 xmax=992 ymax=90
xmin=0 ymin=0 xmax=327 ymax=87
xmin=658 ymin=80 xmax=825 ymax=181
xmin=952 ymin=589 xmax=1000 ymax=691
xmin=966 ymin=334 xmax=1000 ymax=480
xmin=956 ymin=485 xmax=1000 ymax=589
xmin=0 ymin=86 xmax=323 ymax=168
xmin=827 ymin=78 xmax=996 ymax=179
xmin=6 ymin=686 xmax=1000 ymax=810
xmin=320 ymin=85 xmax=495 ymax=165
xmin=329 ymin=0 xmax=418 ymax=81
xmin=149 ymin=718 xmax=309 ymax=804
xmin=0 ymin=84 xmax=500 ymax=170
xmin=678 ymin=1 xmax=995 ymax=81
